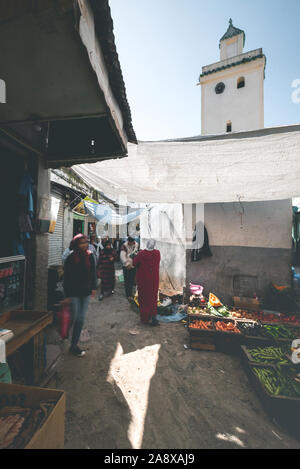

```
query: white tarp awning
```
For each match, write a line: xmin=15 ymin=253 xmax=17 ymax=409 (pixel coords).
xmin=72 ymin=125 xmax=300 ymax=204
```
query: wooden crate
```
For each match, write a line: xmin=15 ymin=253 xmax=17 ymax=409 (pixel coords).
xmin=188 ymin=317 xmax=217 ymax=351
xmin=0 ymin=382 xmax=65 ymax=449
xmin=244 ymin=363 xmax=300 ymax=433
xmin=240 ymin=345 xmax=291 ymax=369
xmin=189 ymin=337 xmax=217 ymax=351
xmin=214 ymin=318 xmax=244 ymax=354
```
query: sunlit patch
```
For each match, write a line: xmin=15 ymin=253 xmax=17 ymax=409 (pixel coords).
xmin=107 ymin=342 xmax=161 ymax=449
xmin=216 ymin=432 xmax=245 ymax=447
xmin=235 ymin=427 xmax=246 ymax=434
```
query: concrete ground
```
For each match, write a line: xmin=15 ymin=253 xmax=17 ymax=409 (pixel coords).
xmin=48 ymin=278 xmax=300 ymax=449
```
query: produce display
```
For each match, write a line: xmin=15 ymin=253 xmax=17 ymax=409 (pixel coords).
xmin=263 ymin=324 xmax=294 ymax=340
xmin=277 ymin=314 xmax=300 ymax=325
xmin=189 ymin=295 xmax=206 ymax=307
xmin=0 ymin=401 xmax=56 ymax=449
xmin=215 ymin=321 xmax=241 ymax=334
xmin=189 ymin=320 xmax=214 ymax=330
xmin=207 ymin=303 xmax=230 ymax=317
xmin=238 ymin=322 xmax=296 ymax=340
xmin=253 ymin=366 xmax=300 ymax=398
xmin=247 ymin=346 xmax=289 ymax=365
xmin=230 ymin=309 xmax=300 ymax=325
xmin=209 ymin=293 xmax=222 ymax=308
xmin=188 ymin=306 xmax=208 ymax=315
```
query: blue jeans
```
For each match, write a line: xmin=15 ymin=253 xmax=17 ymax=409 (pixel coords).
xmin=70 ymin=296 xmax=90 ymax=347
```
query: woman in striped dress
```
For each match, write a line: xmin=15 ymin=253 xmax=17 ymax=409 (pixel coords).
xmin=97 ymin=240 xmax=117 ymax=300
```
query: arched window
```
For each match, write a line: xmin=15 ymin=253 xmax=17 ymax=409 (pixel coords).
xmin=237 ymin=77 xmax=245 ymax=89
xmin=226 ymin=121 xmax=232 ymax=133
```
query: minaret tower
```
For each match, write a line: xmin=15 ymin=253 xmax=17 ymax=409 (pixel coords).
xmin=199 ymin=19 xmax=266 ymax=135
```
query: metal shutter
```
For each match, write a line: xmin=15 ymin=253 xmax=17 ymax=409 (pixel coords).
xmin=48 ymin=197 xmax=64 ymax=266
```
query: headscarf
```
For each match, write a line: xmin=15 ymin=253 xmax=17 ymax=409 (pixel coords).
xmin=103 ymin=239 xmax=113 ymax=253
xmin=70 ymin=234 xmax=91 ymax=270
xmin=146 ymin=239 xmax=156 ymax=251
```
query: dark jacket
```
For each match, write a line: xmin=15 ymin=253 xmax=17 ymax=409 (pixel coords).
xmin=63 ymin=251 xmax=97 ymax=298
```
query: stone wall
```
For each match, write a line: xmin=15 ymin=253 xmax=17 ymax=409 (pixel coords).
xmin=186 ymin=200 xmax=292 ymax=304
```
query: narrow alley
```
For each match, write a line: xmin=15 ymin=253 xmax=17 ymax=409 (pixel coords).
xmin=51 ymin=278 xmax=300 ymax=450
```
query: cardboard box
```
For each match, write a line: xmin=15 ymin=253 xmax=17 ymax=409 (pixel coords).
xmin=0 ymin=382 xmax=65 ymax=449
xmin=233 ymin=296 xmax=260 ymax=311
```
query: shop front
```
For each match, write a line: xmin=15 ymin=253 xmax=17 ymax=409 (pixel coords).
xmin=0 ymin=133 xmax=53 ymax=387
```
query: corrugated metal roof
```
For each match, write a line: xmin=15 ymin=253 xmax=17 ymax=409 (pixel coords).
xmin=90 ymin=0 xmax=137 ymax=144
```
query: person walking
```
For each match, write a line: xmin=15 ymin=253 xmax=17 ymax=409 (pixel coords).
xmin=133 ymin=239 xmax=160 ymax=326
xmin=97 ymin=240 xmax=117 ymax=300
xmin=120 ymin=236 xmax=139 ymax=300
xmin=63 ymin=234 xmax=97 ymax=357
xmin=89 ymin=233 xmax=101 ymax=262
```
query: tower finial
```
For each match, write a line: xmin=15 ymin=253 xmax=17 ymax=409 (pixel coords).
xmin=229 ymin=18 xmax=232 ymax=25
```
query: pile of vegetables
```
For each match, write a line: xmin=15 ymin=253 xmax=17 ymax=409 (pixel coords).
xmin=189 ymin=295 xmax=207 ymax=307
xmin=207 ymin=303 xmax=230 ymax=317
xmin=277 ymin=314 xmax=300 ymax=325
xmin=231 ymin=310 xmax=300 ymax=325
xmin=238 ymin=322 xmax=295 ymax=340
xmin=215 ymin=321 xmax=241 ymax=334
xmin=253 ymin=366 xmax=300 ymax=398
xmin=188 ymin=306 xmax=209 ymax=315
xmin=247 ymin=346 xmax=289 ymax=365
xmin=263 ymin=324 xmax=294 ymax=340
xmin=189 ymin=320 xmax=214 ymax=330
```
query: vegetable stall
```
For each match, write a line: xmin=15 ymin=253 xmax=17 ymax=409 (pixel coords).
xmin=185 ymin=287 xmax=300 ymax=434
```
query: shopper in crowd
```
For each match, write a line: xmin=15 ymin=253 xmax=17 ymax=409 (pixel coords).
xmin=89 ymin=233 xmax=101 ymax=262
xmin=62 ymin=241 xmax=73 ymax=264
xmin=132 ymin=239 xmax=160 ymax=326
xmin=97 ymin=240 xmax=117 ymax=300
xmin=112 ymin=237 xmax=122 ymax=261
xmin=100 ymin=235 xmax=109 ymax=250
xmin=120 ymin=236 xmax=139 ymax=300
xmin=135 ymin=223 xmax=141 ymax=247
xmin=63 ymin=234 xmax=97 ymax=357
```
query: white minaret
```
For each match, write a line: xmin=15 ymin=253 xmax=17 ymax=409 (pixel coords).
xmin=199 ymin=19 xmax=266 ymax=135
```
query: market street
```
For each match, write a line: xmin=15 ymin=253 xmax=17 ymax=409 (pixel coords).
xmin=49 ymin=278 xmax=300 ymax=450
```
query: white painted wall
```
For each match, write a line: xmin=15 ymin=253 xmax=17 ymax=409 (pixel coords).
xmin=201 ymin=63 xmax=264 ymax=135
xmin=204 ymin=200 xmax=292 ymax=249
xmin=220 ymin=35 xmax=244 ymax=61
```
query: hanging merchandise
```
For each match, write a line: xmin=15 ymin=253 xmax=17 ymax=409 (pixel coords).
xmin=48 ymin=196 xmax=61 ymax=233
xmin=37 ymin=196 xmax=51 ymax=233
xmin=13 ymin=171 xmax=34 ymax=251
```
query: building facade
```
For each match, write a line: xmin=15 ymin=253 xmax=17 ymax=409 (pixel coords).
xmin=200 ymin=19 xmax=266 ymax=135
xmin=186 ymin=20 xmax=293 ymax=305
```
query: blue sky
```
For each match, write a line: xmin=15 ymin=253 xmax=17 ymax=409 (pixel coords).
xmin=109 ymin=0 xmax=300 ymax=141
